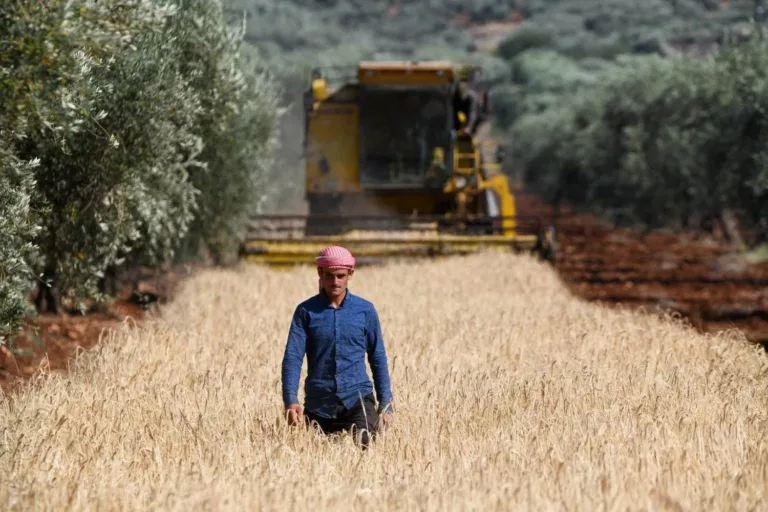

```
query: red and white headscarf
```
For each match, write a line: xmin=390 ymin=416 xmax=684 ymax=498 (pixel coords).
xmin=316 ymin=245 xmax=355 ymax=270
xmin=316 ymin=246 xmax=355 ymax=293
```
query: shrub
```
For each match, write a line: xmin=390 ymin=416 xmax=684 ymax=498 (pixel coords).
xmin=514 ymin=35 xmax=768 ymax=242
xmin=173 ymin=0 xmax=280 ymax=264
xmin=497 ymin=24 xmax=555 ymax=61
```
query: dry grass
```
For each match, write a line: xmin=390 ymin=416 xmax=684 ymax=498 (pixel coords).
xmin=2 ymin=253 xmax=768 ymax=510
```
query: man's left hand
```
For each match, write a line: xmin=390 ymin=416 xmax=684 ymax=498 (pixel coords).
xmin=380 ymin=412 xmax=394 ymax=430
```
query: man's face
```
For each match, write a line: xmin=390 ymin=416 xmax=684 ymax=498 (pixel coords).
xmin=318 ymin=267 xmax=353 ymax=298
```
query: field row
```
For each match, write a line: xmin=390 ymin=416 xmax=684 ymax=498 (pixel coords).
xmin=2 ymin=253 xmax=768 ymax=509
xmin=514 ymin=191 xmax=768 ymax=346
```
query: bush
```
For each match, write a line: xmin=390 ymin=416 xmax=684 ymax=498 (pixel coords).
xmin=490 ymin=50 xmax=601 ymax=129
xmin=513 ymin=35 xmax=768 ymax=241
xmin=173 ymin=0 xmax=280 ymax=264
xmin=497 ymin=24 xmax=555 ymax=61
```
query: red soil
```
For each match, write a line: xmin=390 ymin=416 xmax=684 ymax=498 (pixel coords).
xmin=0 ymin=265 xmax=202 ymax=394
xmin=515 ymin=190 xmax=768 ymax=346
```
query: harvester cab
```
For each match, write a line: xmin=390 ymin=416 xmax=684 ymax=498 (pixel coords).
xmin=242 ymin=60 xmax=556 ymax=267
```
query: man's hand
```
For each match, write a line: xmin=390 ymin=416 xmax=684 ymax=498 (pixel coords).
xmin=380 ymin=412 xmax=394 ymax=430
xmin=285 ymin=403 xmax=303 ymax=426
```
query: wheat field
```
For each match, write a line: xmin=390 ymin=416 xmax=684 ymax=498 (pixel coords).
xmin=2 ymin=253 xmax=768 ymax=511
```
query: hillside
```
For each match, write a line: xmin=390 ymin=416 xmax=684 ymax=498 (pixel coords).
xmin=2 ymin=254 xmax=767 ymax=509
xmin=226 ymin=0 xmax=756 ymax=79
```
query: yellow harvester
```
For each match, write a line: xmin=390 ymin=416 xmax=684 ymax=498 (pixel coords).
xmin=242 ymin=60 xmax=556 ymax=266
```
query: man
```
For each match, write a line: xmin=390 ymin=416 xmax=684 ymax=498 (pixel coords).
xmin=281 ymin=245 xmax=394 ymax=448
xmin=452 ymin=65 xmax=481 ymax=136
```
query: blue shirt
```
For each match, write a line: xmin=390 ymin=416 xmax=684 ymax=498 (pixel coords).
xmin=281 ymin=289 xmax=393 ymax=419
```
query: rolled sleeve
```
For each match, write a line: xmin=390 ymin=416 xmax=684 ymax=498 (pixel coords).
xmin=366 ymin=307 xmax=393 ymax=413
xmin=281 ymin=305 xmax=307 ymax=406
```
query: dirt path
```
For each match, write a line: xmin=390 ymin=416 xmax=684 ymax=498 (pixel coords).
xmin=515 ymin=189 xmax=768 ymax=346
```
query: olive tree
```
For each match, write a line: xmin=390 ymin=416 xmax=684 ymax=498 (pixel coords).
xmin=171 ymin=0 xmax=280 ymax=264
xmin=2 ymin=1 xmax=210 ymax=312
xmin=7 ymin=1 xmax=202 ymax=311
xmin=0 ymin=149 xmax=40 ymax=345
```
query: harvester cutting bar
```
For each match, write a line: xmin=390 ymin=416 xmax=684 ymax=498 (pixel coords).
xmin=248 ymin=214 xmax=544 ymax=222
xmin=242 ymin=214 xmax=554 ymax=267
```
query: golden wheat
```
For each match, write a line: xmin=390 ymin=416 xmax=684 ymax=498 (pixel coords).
xmin=2 ymin=253 xmax=768 ymax=511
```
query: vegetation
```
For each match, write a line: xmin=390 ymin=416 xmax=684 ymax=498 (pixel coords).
xmin=3 ymin=0 xmax=766 ymax=342
xmin=0 ymin=0 xmax=279 ymax=343
xmin=2 ymin=255 xmax=767 ymax=508
xmin=224 ymin=0 xmax=766 ymax=242
xmin=0 ymin=151 xmax=39 ymax=341
xmin=3 ymin=3 xmax=768 ymax=502
xmin=511 ymin=39 xmax=768 ymax=240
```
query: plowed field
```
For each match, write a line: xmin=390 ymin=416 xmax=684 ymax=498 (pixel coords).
xmin=514 ymin=190 xmax=768 ymax=346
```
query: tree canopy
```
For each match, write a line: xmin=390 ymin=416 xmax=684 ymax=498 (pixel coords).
xmin=0 ymin=0 xmax=279 ymax=344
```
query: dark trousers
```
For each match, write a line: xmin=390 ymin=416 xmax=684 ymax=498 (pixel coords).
xmin=305 ymin=393 xmax=379 ymax=449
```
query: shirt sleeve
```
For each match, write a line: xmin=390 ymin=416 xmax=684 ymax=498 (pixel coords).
xmin=366 ymin=306 xmax=393 ymax=414
xmin=281 ymin=305 xmax=307 ymax=406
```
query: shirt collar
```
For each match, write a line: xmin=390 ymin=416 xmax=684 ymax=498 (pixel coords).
xmin=320 ymin=288 xmax=352 ymax=308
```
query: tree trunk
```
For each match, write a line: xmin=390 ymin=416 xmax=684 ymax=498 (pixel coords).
xmin=98 ymin=264 xmax=119 ymax=297
xmin=34 ymin=263 xmax=60 ymax=314
xmin=720 ymin=209 xmax=745 ymax=248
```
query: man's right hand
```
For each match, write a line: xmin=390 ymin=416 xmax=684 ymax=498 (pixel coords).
xmin=285 ymin=403 xmax=303 ymax=426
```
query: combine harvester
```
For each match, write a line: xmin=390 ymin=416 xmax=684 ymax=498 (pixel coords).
xmin=241 ymin=60 xmax=556 ymax=267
